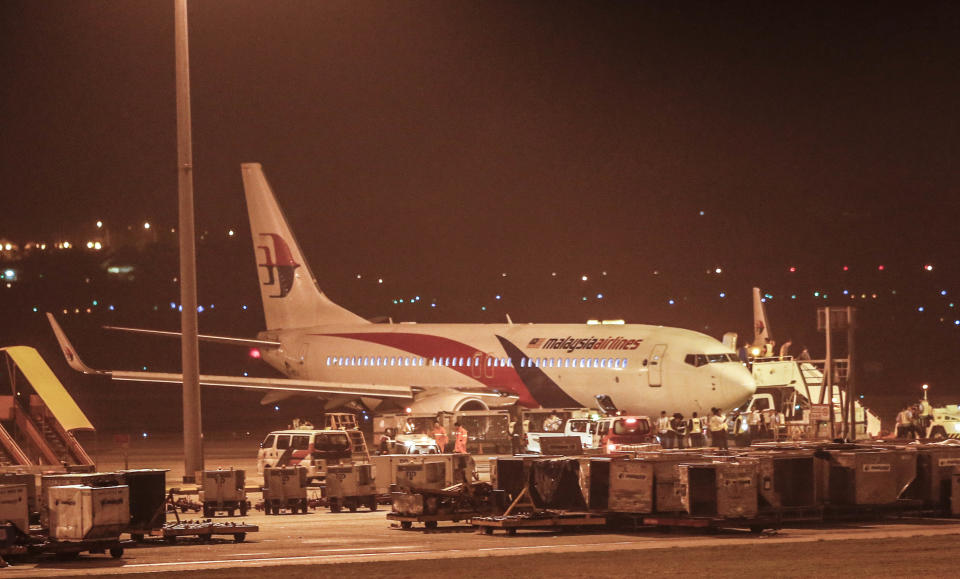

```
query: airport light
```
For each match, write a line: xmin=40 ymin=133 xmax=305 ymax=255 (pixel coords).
xmin=96 ymin=220 xmax=103 ymax=228
xmin=143 ymin=222 xmax=151 ymax=230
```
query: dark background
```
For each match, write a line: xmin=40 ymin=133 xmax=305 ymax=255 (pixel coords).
xmin=2 ymin=1 xmax=959 ymax=433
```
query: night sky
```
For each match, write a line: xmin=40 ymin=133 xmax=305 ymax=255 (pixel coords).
xmin=2 ymin=1 xmax=960 ymax=431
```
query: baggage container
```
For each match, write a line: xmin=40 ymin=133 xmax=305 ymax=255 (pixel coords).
xmin=827 ymin=449 xmax=917 ymax=506
xmin=679 ymin=460 xmax=759 ymax=518
xmin=825 ymin=449 xmax=916 ymax=506
xmin=607 ymin=459 xmax=654 ymax=513
xmin=951 ymin=468 xmax=960 ymax=517
xmin=0 ymin=484 xmax=29 ymax=534
xmin=48 ymin=485 xmax=129 ymax=541
xmin=326 ymin=464 xmax=377 ymax=512
xmin=491 ymin=456 xmax=542 ymax=502
xmin=201 ymin=469 xmax=247 ymax=517
xmin=0 ymin=472 xmax=37 ymax=524
xmin=41 ymin=472 xmax=124 ymax=527
xmin=748 ymin=450 xmax=820 ymax=510
xmin=262 ymin=466 xmax=308 ymax=514
xmin=395 ymin=461 xmax=446 ymax=490
xmin=529 ymin=458 xmax=586 ymax=510
xmin=908 ymin=446 xmax=960 ymax=509
xmin=372 ymin=454 xmax=476 ymax=494
xmin=638 ymin=452 xmax=711 ymax=513
xmin=120 ymin=469 xmax=167 ymax=533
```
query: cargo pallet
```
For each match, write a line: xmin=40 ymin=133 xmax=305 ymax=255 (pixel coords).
xmin=36 ymin=538 xmax=132 ymax=560
xmin=135 ymin=521 xmax=258 ymax=544
xmin=639 ymin=514 xmax=782 ymax=533
xmin=473 ymin=513 xmax=607 ymax=535
xmin=822 ymin=499 xmax=924 ymax=521
xmin=387 ymin=511 xmax=476 ymax=530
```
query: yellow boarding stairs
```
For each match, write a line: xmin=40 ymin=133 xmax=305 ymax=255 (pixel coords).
xmin=0 ymin=346 xmax=95 ymax=470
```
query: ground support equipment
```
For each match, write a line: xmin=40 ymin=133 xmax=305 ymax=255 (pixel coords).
xmin=472 ymin=512 xmax=607 ymax=535
xmin=639 ymin=514 xmax=782 ymax=534
xmin=144 ymin=521 xmax=258 ymax=544
xmin=34 ymin=538 xmax=132 ymax=560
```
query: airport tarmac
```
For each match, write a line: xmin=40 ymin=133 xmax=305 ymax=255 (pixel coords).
xmin=6 ymin=433 xmax=959 ymax=576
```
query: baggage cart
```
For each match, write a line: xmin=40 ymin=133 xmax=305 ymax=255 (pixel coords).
xmin=472 ymin=512 xmax=607 ymax=535
xmin=326 ymin=464 xmax=377 ymax=512
xmin=201 ymin=469 xmax=248 ymax=517
xmin=148 ymin=521 xmax=259 ymax=544
xmin=262 ymin=466 xmax=309 ymax=514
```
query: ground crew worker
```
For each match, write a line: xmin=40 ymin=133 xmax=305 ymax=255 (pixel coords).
xmin=895 ymin=407 xmax=913 ymax=438
xmin=709 ymin=407 xmax=728 ymax=450
xmin=453 ymin=421 xmax=468 ymax=453
xmin=688 ymin=412 xmax=704 ymax=447
xmin=748 ymin=408 xmax=761 ymax=441
xmin=431 ymin=421 xmax=448 ymax=452
xmin=510 ymin=420 xmax=525 ymax=454
xmin=657 ymin=410 xmax=673 ymax=449
xmin=672 ymin=413 xmax=687 ymax=449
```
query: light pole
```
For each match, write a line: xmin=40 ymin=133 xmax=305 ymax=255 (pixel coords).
xmin=174 ymin=0 xmax=203 ymax=483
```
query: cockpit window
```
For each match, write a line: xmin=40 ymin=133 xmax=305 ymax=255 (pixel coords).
xmin=686 ymin=353 xmax=738 ymax=367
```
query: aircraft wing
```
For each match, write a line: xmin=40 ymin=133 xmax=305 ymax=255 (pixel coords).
xmin=47 ymin=314 xmax=412 ymax=399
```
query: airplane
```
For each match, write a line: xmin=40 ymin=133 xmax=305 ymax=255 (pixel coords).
xmin=48 ymin=163 xmax=756 ymax=418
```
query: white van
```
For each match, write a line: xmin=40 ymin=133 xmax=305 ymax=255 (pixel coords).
xmin=257 ymin=429 xmax=353 ymax=481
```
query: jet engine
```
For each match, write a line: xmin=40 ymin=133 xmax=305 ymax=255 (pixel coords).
xmin=408 ymin=390 xmax=516 ymax=414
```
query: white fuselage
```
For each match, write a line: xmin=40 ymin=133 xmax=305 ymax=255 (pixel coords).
xmin=257 ymin=322 xmax=756 ymax=417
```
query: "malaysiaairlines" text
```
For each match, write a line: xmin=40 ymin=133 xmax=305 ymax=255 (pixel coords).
xmin=527 ymin=336 xmax=642 ymax=354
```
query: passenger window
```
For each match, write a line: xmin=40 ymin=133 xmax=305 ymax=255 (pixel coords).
xmin=275 ymin=435 xmax=291 ymax=450
xmin=261 ymin=434 xmax=275 ymax=449
xmin=291 ymin=435 xmax=309 ymax=450
xmin=622 ymin=358 xmax=628 ymax=368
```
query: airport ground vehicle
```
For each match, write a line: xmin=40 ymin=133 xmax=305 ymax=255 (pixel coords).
xmin=257 ymin=429 xmax=353 ymax=481
xmin=521 ymin=408 xmax=601 ymax=453
xmin=735 ymin=358 xmax=881 ymax=439
xmin=375 ymin=409 xmax=511 ymax=454
xmin=923 ymin=404 xmax=960 ymax=440
xmin=598 ymin=415 xmax=655 ymax=452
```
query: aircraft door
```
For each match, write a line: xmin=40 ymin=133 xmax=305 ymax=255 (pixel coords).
xmin=484 ymin=353 xmax=496 ymax=379
xmin=648 ymin=344 xmax=667 ymax=387
xmin=471 ymin=354 xmax=483 ymax=379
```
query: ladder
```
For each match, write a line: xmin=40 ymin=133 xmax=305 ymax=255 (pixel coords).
xmin=325 ymin=413 xmax=358 ymax=430
xmin=347 ymin=431 xmax=371 ymax=463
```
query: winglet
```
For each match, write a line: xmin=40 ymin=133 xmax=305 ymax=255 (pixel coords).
xmin=46 ymin=313 xmax=105 ymax=375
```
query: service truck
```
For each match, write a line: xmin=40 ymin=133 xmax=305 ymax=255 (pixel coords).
xmin=521 ymin=408 xmax=601 ymax=453
xmin=736 ymin=358 xmax=881 ymax=438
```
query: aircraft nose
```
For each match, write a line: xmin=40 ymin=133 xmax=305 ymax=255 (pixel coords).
xmin=723 ymin=363 xmax=756 ymax=406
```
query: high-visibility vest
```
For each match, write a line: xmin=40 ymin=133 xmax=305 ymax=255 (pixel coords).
xmin=690 ymin=419 xmax=702 ymax=434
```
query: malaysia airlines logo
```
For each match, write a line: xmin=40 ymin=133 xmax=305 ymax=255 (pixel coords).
xmin=257 ymin=233 xmax=300 ymax=298
xmin=527 ymin=336 xmax=642 ymax=353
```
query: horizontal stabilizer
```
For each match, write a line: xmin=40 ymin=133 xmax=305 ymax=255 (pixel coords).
xmin=103 ymin=325 xmax=280 ymax=348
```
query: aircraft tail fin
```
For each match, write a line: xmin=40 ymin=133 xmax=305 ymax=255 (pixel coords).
xmin=752 ymin=287 xmax=772 ymax=347
xmin=241 ymin=163 xmax=368 ymax=329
